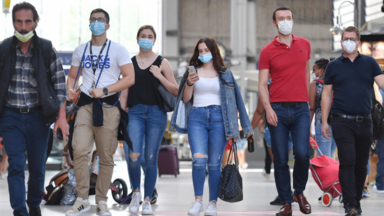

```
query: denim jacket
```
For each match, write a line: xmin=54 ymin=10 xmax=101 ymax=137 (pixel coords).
xmin=169 ymin=68 xmax=253 ymax=140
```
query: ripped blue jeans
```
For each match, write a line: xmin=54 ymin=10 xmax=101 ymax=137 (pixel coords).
xmin=188 ymin=105 xmax=228 ymax=201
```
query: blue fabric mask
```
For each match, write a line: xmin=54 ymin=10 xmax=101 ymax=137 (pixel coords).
xmin=198 ymin=53 xmax=213 ymax=63
xmin=89 ymin=21 xmax=106 ymax=36
xmin=138 ymin=38 xmax=154 ymax=52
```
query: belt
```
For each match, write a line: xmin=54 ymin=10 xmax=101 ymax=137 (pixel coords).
xmin=331 ymin=113 xmax=371 ymax=122
xmin=9 ymin=106 xmax=41 ymax=114
xmin=274 ymin=102 xmax=306 ymax=108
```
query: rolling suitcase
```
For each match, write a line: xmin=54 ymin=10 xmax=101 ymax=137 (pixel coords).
xmin=158 ymin=145 xmax=180 ymax=177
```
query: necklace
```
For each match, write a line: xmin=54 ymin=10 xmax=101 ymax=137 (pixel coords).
xmin=139 ymin=53 xmax=152 ymax=64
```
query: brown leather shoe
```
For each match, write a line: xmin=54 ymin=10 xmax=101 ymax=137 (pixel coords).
xmin=275 ymin=203 xmax=292 ymax=216
xmin=293 ymin=194 xmax=311 ymax=214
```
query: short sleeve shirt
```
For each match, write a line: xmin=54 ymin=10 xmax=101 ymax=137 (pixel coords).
xmin=324 ymin=53 xmax=383 ymax=116
xmin=259 ymin=34 xmax=311 ymax=102
xmin=71 ymin=40 xmax=132 ymax=98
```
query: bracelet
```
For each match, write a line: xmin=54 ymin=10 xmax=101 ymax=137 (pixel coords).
xmin=187 ymin=81 xmax=194 ymax=86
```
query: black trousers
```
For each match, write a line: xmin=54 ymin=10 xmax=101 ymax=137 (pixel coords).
xmin=331 ymin=117 xmax=372 ymax=206
xmin=263 ymin=138 xmax=272 ymax=174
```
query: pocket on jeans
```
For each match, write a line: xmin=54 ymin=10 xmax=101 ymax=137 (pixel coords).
xmin=270 ymin=103 xmax=281 ymax=109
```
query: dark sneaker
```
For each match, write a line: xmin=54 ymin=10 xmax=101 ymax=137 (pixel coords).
xmin=344 ymin=202 xmax=358 ymax=216
xmin=29 ymin=208 xmax=41 ymax=216
xmin=270 ymin=196 xmax=283 ymax=206
xmin=355 ymin=201 xmax=362 ymax=215
xmin=151 ymin=188 xmax=158 ymax=204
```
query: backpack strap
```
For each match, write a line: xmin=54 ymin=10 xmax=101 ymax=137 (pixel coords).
xmin=39 ymin=38 xmax=54 ymax=88
xmin=153 ymin=55 xmax=164 ymax=67
xmin=0 ymin=37 xmax=13 ymax=71
xmin=314 ymin=79 xmax=324 ymax=84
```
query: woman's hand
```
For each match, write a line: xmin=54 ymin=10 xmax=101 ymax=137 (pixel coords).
xmin=149 ymin=65 xmax=162 ymax=79
xmin=187 ymin=71 xmax=199 ymax=86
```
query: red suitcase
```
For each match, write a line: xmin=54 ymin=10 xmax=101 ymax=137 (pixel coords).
xmin=158 ymin=145 xmax=180 ymax=177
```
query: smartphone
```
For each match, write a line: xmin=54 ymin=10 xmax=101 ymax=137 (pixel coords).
xmin=187 ymin=66 xmax=197 ymax=74
xmin=247 ymin=136 xmax=254 ymax=153
xmin=56 ymin=128 xmax=64 ymax=140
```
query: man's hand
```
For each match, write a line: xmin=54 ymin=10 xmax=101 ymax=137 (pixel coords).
xmin=89 ymin=88 xmax=105 ymax=98
xmin=321 ymin=122 xmax=331 ymax=140
xmin=68 ymin=88 xmax=78 ymax=101
xmin=266 ymin=107 xmax=278 ymax=127
xmin=54 ymin=116 xmax=69 ymax=141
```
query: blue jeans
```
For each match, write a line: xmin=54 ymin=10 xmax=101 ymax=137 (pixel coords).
xmin=123 ymin=141 xmax=145 ymax=189
xmin=267 ymin=102 xmax=310 ymax=204
xmin=188 ymin=105 xmax=227 ymax=201
xmin=0 ymin=108 xmax=50 ymax=216
xmin=315 ymin=124 xmax=337 ymax=157
xmin=125 ymin=104 xmax=167 ymax=199
xmin=265 ymin=127 xmax=293 ymax=150
xmin=377 ymin=140 xmax=384 ymax=190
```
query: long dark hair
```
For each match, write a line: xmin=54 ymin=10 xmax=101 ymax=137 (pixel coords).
xmin=189 ymin=37 xmax=226 ymax=73
xmin=178 ymin=37 xmax=228 ymax=97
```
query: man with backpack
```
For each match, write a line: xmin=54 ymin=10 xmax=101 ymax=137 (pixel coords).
xmin=322 ymin=26 xmax=384 ymax=216
xmin=0 ymin=2 xmax=69 ymax=216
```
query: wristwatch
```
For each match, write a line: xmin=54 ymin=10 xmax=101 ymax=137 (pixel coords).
xmin=103 ymin=87 xmax=109 ymax=95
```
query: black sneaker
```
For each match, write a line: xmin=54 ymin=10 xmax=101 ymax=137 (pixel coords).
xmin=151 ymin=188 xmax=158 ymax=204
xmin=270 ymin=196 xmax=283 ymax=205
xmin=29 ymin=207 xmax=41 ymax=216
xmin=355 ymin=201 xmax=362 ymax=215
xmin=344 ymin=202 xmax=358 ymax=216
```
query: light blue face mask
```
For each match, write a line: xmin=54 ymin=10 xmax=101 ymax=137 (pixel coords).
xmin=138 ymin=38 xmax=154 ymax=52
xmin=198 ymin=53 xmax=213 ymax=63
xmin=89 ymin=21 xmax=106 ymax=36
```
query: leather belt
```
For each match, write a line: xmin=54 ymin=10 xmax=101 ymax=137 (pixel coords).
xmin=274 ymin=102 xmax=306 ymax=108
xmin=9 ymin=106 xmax=41 ymax=114
xmin=331 ymin=113 xmax=371 ymax=122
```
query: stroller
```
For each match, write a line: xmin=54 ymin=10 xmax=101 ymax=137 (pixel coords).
xmin=309 ymin=138 xmax=342 ymax=207
xmin=45 ymin=147 xmax=127 ymax=205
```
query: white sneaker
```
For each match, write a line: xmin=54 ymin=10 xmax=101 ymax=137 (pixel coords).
xmin=66 ymin=198 xmax=91 ymax=216
xmin=262 ymin=169 xmax=270 ymax=179
xmin=97 ymin=200 xmax=111 ymax=216
xmin=0 ymin=172 xmax=8 ymax=179
xmin=188 ymin=199 xmax=204 ymax=216
xmin=374 ymin=185 xmax=384 ymax=193
xmin=241 ymin=163 xmax=248 ymax=170
xmin=142 ymin=200 xmax=153 ymax=215
xmin=129 ymin=192 xmax=141 ymax=214
xmin=204 ymin=202 xmax=217 ymax=216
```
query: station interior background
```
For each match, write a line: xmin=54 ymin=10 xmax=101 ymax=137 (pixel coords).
xmin=0 ymin=0 xmax=384 ymax=169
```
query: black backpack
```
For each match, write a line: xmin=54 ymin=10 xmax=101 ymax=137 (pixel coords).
xmin=372 ymin=89 xmax=384 ymax=140
xmin=0 ymin=37 xmax=54 ymax=87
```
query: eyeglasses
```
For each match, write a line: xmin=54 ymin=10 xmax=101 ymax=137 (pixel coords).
xmin=342 ymin=38 xmax=358 ymax=42
xmin=89 ymin=17 xmax=107 ymax=23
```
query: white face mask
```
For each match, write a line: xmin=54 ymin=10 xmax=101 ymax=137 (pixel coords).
xmin=277 ymin=20 xmax=293 ymax=35
xmin=342 ymin=40 xmax=357 ymax=54
xmin=311 ymin=73 xmax=318 ymax=80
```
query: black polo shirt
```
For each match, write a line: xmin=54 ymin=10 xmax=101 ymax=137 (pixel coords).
xmin=324 ymin=53 xmax=383 ymax=116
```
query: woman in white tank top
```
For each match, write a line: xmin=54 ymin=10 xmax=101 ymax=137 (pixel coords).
xmin=181 ymin=37 xmax=253 ymax=216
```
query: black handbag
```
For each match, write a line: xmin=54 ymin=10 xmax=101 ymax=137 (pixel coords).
xmin=158 ymin=83 xmax=176 ymax=112
xmin=371 ymin=89 xmax=384 ymax=140
xmin=218 ymin=141 xmax=243 ymax=202
xmin=45 ymin=182 xmax=64 ymax=205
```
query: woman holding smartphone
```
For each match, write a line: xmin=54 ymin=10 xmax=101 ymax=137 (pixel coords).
xmin=170 ymin=37 xmax=253 ymax=216
xmin=120 ymin=25 xmax=178 ymax=215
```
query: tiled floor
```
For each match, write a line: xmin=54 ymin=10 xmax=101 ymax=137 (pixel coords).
xmin=0 ymin=161 xmax=383 ymax=216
